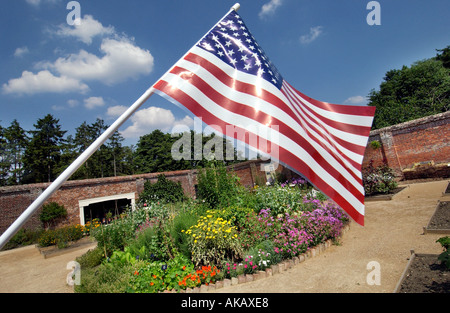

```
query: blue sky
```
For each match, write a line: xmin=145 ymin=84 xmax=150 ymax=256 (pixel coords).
xmin=1 ymin=0 xmax=449 ymax=146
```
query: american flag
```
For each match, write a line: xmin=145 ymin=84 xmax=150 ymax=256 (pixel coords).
xmin=153 ymin=9 xmax=375 ymax=226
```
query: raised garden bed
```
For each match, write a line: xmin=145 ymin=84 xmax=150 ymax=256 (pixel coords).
xmin=423 ymin=201 xmax=450 ymax=235
xmin=444 ymin=181 xmax=450 ymax=196
xmin=365 ymin=186 xmax=406 ymax=202
xmin=394 ymin=251 xmax=449 ymax=293
xmin=37 ymin=236 xmax=96 ymax=259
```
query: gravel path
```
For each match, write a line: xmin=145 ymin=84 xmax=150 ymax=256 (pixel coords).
xmin=0 ymin=179 xmax=448 ymax=293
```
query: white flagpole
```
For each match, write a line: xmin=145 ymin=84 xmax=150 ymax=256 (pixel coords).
xmin=0 ymin=87 xmax=155 ymax=250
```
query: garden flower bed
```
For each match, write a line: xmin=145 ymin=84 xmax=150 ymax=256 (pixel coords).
xmin=74 ymin=169 xmax=351 ymax=293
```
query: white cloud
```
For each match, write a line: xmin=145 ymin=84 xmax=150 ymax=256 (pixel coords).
xmin=2 ymin=70 xmax=89 ymax=95
xmin=3 ymin=15 xmax=153 ymax=96
xmin=259 ymin=0 xmax=283 ymax=19
xmin=344 ymin=96 xmax=367 ymax=105
xmin=67 ymin=99 xmax=79 ymax=107
xmin=54 ymin=15 xmax=115 ymax=45
xmin=120 ymin=106 xmax=194 ymax=139
xmin=26 ymin=0 xmax=59 ymax=6
xmin=44 ymin=37 xmax=154 ymax=85
xmin=14 ymin=47 xmax=29 ymax=58
xmin=84 ymin=96 xmax=105 ymax=109
xmin=300 ymin=26 xmax=324 ymax=44
xmin=106 ymin=105 xmax=128 ymax=117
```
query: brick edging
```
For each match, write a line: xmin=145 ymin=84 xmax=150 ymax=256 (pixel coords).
xmin=162 ymin=223 xmax=351 ymax=293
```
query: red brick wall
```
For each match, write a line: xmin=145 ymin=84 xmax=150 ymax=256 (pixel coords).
xmin=0 ymin=161 xmax=273 ymax=234
xmin=362 ymin=111 xmax=450 ymax=177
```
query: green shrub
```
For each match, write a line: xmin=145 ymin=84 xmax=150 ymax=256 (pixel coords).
xmin=76 ymin=247 xmax=104 ymax=269
xmin=76 ymin=261 xmax=142 ymax=293
xmin=91 ymin=218 xmax=135 ymax=257
xmin=38 ymin=225 xmax=84 ymax=248
xmin=437 ymin=236 xmax=450 ymax=270
xmin=39 ymin=202 xmax=67 ymax=228
xmin=216 ymin=206 xmax=254 ymax=231
xmin=129 ymin=254 xmax=196 ymax=293
xmin=127 ymin=222 xmax=177 ymax=262
xmin=197 ymin=163 xmax=241 ymax=209
xmin=253 ymin=184 xmax=307 ymax=216
xmin=1 ymin=228 xmax=43 ymax=251
xmin=169 ymin=209 xmax=199 ymax=260
xmin=139 ymin=174 xmax=186 ymax=204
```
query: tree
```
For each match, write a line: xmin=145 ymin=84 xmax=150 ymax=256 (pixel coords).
xmin=23 ymin=114 xmax=67 ymax=183
xmin=68 ymin=118 xmax=131 ymax=180
xmin=133 ymin=129 xmax=176 ymax=173
xmin=4 ymin=120 xmax=28 ymax=185
xmin=0 ymin=123 xmax=8 ymax=185
xmin=133 ymin=130 xmax=243 ymax=174
xmin=436 ymin=45 xmax=450 ymax=69
xmin=368 ymin=51 xmax=450 ymax=129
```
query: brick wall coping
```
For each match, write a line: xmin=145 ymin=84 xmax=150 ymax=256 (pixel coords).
xmin=369 ymin=111 xmax=450 ymax=136
xmin=0 ymin=169 xmax=196 ymax=193
xmin=0 ymin=159 xmax=268 ymax=194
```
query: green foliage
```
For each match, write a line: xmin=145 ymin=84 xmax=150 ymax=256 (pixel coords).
xmin=368 ymin=55 xmax=450 ymax=130
xmin=129 ymin=254 xmax=196 ymax=293
xmin=91 ymin=217 xmax=136 ymax=257
xmin=369 ymin=140 xmax=381 ymax=149
xmin=436 ymin=45 xmax=450 ymax=69
xmin=76 ymin=247 xmax=104 ymax=269
xmin=38 ymin=225 xmax=84 ymax=248
xmin=252 ymin=184 xmax=310 ymax=216
xmin=197 ymin=162 xmax=241 ymax=209
xmin=39 ymin=202 xmax=67 ymax=228
xmin=68 ymin=119 xmax=131 ymax=180
xmin=0 ymin=228 xmax=43 ymax=251
xmin=170 ymin=209 xmax=199 ymax=260
xmin=436 ymin=236 xmax=450 ymax=270
xmin=139 ymin=174 xmax=186 ymax=204
xmin=76 ymin=261 xmax=141 ymax=293
xmin=0 ymin=119 xmax=28 ymax=186
xmin=23 ymin=114 xmax=67 ymax=183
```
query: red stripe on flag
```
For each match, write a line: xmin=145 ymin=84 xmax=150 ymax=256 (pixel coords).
xmin=284 ymin=81 xmax=376 ymax=117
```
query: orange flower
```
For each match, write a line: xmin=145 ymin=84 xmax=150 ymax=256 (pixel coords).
xmin=182 ymin=266 xmax=186 ymax=270
xmin=134 ymin=270 xmax=139 ymax=276
xmin=150 ymin=282 xmax=154 ymax=286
